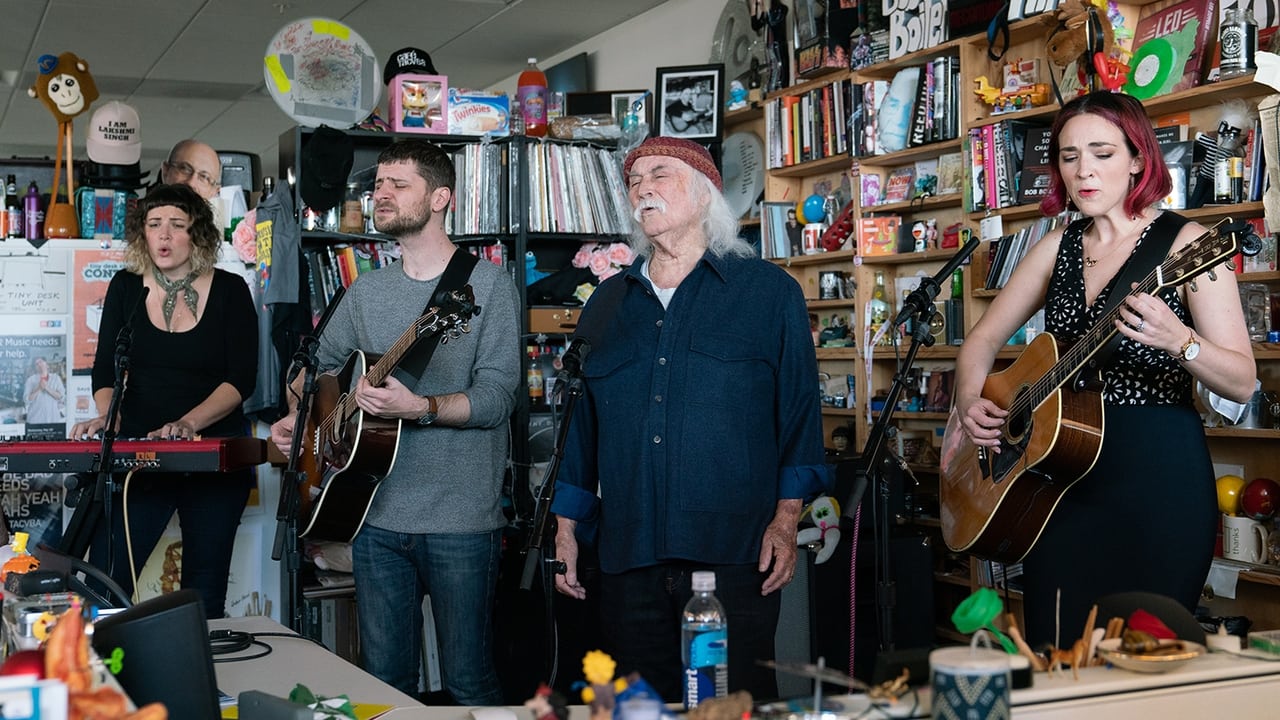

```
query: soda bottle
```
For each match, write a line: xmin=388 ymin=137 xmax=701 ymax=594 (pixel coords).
xmin=3 ymin=175 xmax=21 ymax=239
xmin=518 ymin=58 xmax=548 ymax=138
xmin=24 ymin=182 xmax=43 ymax=240
xmin=681 ymin=570 xmax=727 ymax=708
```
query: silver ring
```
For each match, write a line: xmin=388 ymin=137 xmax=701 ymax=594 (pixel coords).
xmin=1136 ymin=319 xmax=1145 ymax=333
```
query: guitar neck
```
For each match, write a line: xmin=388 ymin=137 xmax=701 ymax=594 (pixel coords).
xmin=366 ymin=315 xmax=430 ymax=387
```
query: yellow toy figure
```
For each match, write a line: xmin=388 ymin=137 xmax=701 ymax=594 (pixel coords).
xmin=579 ymin=650 xmax=628 ymax=720
xmin=27 ymin=51 xmax=99 ymax=238
xmin=796 ymin=495 xmax=841 ymax=564
xmin=400 ymin=80 xmax=442 ymax=129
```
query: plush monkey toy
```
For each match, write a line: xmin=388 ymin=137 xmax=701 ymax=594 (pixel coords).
xmin=26 ymin=52 xmax=99 ymax=238
xmin=28 ymin=52 xmax=100 ymax=122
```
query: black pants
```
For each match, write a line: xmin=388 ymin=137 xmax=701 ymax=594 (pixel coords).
xmin=598 ymin=562 xmax=780 ymax=703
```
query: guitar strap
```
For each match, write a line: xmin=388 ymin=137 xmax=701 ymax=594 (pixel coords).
xmin=392 ymin=248 xmax=479 ymax=387
xmin=1080 ymin=210 xmax=1188 ymax=380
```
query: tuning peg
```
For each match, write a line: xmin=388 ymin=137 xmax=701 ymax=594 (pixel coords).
xmin=1226 ymin=259 xmax=1238 ymax=272
xmin=1189 ymin=279 xmax=1199 ymax=292
xmin=1207 ymin=269 xmax=1218 ymax=282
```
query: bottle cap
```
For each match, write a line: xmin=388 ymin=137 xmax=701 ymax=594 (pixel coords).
xmin=528 ymin=57 xmax=538 ymax=64
xmin=1269 ymin=330 xmax=1280 ymax=343
xmin=691 ymin=570 xmax=715 ymax=592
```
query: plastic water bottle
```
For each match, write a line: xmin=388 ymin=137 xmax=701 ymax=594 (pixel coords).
xmin=517 ymin=58 xmax=548 ymax=138
xmin=682 ymin=570 xmax=728 ymax=708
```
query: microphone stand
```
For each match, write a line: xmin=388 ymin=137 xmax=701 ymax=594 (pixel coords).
xmin=519 ymin=369 xmax=585 ymax=683
xmin=273 ymin=286 xmax=345 ymax=634
xmin=847 ymin=238 xmax=978 ymax=651
xmin=59 ymin=322 xmax=134 ymax=565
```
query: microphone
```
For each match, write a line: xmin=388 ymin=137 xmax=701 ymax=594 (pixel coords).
xmin=291 ymin=286 xmax=346 ymax=374
xmin=116 ymin=287 xmax=150 ymax=360
xmin=556 ymin=337 xmax=592 ymax=381
xmin=893 ymin=236 xmax=981 ymax=326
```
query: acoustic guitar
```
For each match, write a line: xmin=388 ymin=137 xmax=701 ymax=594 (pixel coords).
xmin=297 ymin=287 xmax=480 ymax=542
xmin=939 ymin=219 xmax=1240 ymax=564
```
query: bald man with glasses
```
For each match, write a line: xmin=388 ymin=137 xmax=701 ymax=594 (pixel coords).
xmin=162 ymin=139 xmax=222 ymax=199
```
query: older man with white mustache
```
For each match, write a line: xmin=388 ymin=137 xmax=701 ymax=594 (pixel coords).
xmin=549 ymin=136 xmax=832 ymax=704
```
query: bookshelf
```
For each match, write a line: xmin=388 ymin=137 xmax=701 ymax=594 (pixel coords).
xmin=762 ymin=3 xmax=1280 ymax=644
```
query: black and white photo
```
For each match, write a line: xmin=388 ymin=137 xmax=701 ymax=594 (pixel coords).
xmin=655 ymin=64 xmax=724 ymax=141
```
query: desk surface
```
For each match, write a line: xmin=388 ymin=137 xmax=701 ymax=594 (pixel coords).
xmin=210 ymin=616 xmax=421 ymax=710
xmin=819 ymin=649 xmax=1280 ymax=719
xmin=208 ymin=617 xmax=590 ymax=720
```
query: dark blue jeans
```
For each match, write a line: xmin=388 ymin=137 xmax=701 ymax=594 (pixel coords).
xmin=598 ymin=562 xmax=780 ymax=703
xmin=87 ymin=469 xmax=253 ymax=620
xmin=352 ymin=525 xmax=504 ymax=704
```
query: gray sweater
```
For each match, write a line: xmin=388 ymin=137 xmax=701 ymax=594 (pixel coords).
xmin=316 ymin=255 xmax=521 ymax=534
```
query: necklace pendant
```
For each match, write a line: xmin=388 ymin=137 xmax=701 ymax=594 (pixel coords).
xmin=1085 ymin=256 xmax=1097 ymax=268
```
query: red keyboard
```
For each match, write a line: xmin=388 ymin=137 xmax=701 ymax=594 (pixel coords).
xmin=0 ymin=437 xmax=268 ymax=474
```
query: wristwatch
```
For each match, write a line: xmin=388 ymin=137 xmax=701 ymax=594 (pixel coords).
xmin=1176 ymin=331 xmax=1201 ymax=362
xmin=416 ymin=395 xmax=438 ymax=426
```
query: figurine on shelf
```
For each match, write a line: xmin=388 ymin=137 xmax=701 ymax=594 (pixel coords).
xmin=577 ymin=650 xmax=627 ymax=720
xmin=750 ymin=0 xmax=790 ymax=93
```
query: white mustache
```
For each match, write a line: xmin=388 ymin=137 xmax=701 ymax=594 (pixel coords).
xmin=633 ymin=198 xmax=667 ymax=221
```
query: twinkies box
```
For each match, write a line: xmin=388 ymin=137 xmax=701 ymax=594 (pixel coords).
xmin=389 ymin=74 xmax=448 ymax=134
xmin=447 ymin=89 xmax=510 ymax=137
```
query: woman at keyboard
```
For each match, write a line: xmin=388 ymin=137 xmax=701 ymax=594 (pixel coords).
xmin=68 ymin=183 xmax=258 ymax=619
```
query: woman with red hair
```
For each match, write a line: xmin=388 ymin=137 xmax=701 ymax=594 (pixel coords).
xmin=953 ymin=91 xmax=1256 ymax=646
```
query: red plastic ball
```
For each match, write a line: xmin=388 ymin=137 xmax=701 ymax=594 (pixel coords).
xmin=1241 ymin=477 xmax=1280 ymax=521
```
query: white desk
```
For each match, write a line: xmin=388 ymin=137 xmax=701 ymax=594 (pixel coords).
xmin=820 ymin=650 xmax=1280 ymax=719
xmin=209 ymin=616 xmax=421 ymax=711
xmin=208 ymin=617 xmax=591 ymax=720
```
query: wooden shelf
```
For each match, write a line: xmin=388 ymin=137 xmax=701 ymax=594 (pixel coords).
xmin=821 ymin=407 xmax=859 ymax=417
xmin=815 ymin=347 xmax=858 ymax=360
xmin=1241 ymin=271 xmax=1280 ymax=283
xmin=856 ymin=247 xmax=967 ymax=266
xmin=936 ymin=572 xmax=972 ymax=588
xmin=855 ymin=39 xmax=962 ymax=80
xmin=856 ymin=138 xmax=964 ymax=168
xmin=724 ymin=104 xmax=764 ymax=126
xmin=772 ymin=249 xmax=858 ymax=267
xmin=863 ymin=193 xmax=964 ymax=214
xmin=807 ymin=298 xmax=857 ymax=310
xmin=770 ymin=153 xmax=853 ymax=177
xmin=764 ymin=68 xmax=852 ymax=101
xmin=873 ymin=345 xmax=960 ymax=360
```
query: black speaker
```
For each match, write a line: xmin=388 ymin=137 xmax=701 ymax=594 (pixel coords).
xmin=218 ymin=151 xmax=262 ymax=193
xmin=91 ymin=589 xmax=220 ymax=720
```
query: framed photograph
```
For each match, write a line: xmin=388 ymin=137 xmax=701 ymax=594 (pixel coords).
xmin=761 ymin=200 xmax=798 ymax=259
xmin=655 ymin=64 xmax=724 ymax=141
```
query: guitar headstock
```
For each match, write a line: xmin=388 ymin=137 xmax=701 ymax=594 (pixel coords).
xmin=1154 ymin=217 xmax=1241 ymax=292
xmin=419 ymin=285 xmax=481 ymax=341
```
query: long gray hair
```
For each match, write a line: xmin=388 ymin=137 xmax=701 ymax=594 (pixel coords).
xmin=627 ymin=171 xmax=756 ymax=260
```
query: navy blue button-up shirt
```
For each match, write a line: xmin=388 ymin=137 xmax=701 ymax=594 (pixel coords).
xmin=551 ymin=250 xmax=831 ymax=573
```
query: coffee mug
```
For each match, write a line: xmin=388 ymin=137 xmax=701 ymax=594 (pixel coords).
xmin=931 ymin=634 xmax=1010 ymax=719
xmin=1223 ymin=513 xmax=1269 ymax=564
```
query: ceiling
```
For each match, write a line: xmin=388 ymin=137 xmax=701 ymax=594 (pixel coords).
xmin=0 ymin=0 xmax=670 ymax=181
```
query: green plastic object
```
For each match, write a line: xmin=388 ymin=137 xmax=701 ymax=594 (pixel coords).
xmin=952 ymin=587 xmax=1018 ymax=654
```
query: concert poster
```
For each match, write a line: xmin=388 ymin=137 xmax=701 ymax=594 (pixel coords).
xmin=70 ymin=247 xmax=127 ymax=374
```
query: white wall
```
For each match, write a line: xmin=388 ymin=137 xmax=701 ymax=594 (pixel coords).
xmin=489 ymin=0 xmax=725 ymax=97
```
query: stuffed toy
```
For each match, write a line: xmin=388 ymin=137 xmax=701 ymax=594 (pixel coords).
xmin=797 ymin=495 xmax=842 ymax=564
xmin=1045 ymin=0 xmax=1126 ymax=94
xmin=27 ymin=51 xmax=99 ymax=238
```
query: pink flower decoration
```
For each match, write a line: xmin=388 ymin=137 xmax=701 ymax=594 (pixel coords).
xmin=231 ymin=209 xmax=257 ymax=263
xmin=596 ymin=264 xmax=621 ymax=282
xmin=572 ymin=246 xmax=594 ymax=268
xmin=607 ymin=242 xmax=634 ymax=266
xmin=588 ymin=251 xmax=612 ymax=277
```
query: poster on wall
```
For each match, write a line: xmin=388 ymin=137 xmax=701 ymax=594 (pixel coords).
xmin=0 ymin=245 xmax=71 ymax=315
xmin=1 ymin=472 xmax=65 ymax=550
xmin=136 ymin=517 xmax=267 ymax=617
xmin=0 ymin=317 xmax=70 ymax=440
xmin=71 ymin=247 xmax=127 ymax=373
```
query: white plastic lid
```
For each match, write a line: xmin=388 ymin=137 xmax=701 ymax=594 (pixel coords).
xmin=691 ymin=571 xmax=716 ymax=592
xmin=528 ymin=57 xmax=538 ymax=64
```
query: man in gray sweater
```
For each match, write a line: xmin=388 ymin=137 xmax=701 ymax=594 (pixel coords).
xmin=270 ymin=139 xmax=520 ymax=702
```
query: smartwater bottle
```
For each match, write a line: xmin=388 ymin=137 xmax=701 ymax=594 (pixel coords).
xmin=682 ymin=570 xmax=728 ymax=708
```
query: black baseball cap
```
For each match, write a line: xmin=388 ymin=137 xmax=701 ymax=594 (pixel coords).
xmin=299 ymin=126 xmax=354 ymax=213
xmin=384 ymin=47 xmax=438 ymax=84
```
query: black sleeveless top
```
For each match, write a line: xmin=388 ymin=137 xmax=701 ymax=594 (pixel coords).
xmin=1043 ymin=215 xmax=1194 ymax=406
